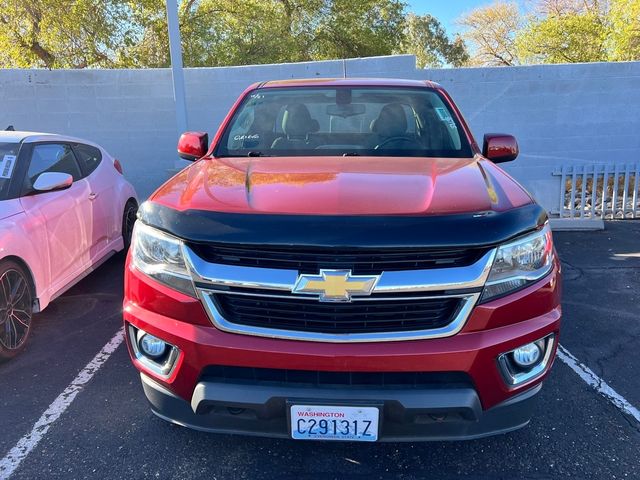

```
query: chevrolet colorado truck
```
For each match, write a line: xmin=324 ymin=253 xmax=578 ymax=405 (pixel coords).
xmin=124 ymin=78 xmax=561 ymax=442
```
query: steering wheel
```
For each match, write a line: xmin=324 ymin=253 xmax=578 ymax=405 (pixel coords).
xmin=374 ymin=136 xmax=418 ymax=150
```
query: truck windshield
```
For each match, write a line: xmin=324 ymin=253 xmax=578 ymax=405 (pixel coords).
xmin=0 ymin=143 xmax=20 ymax=201
xmin=216 ymin=87 xmax=473 ymax=158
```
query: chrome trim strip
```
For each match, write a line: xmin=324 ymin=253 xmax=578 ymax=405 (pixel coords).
xmin=197 ymin=287 xmax=474 ymax=302
xmin=184 ymin=246 xmax=496 ymax=294
xmin=196 ymin=290 xmax=481 ymax=343
xmin=375 ymin=250 xmax=495 ymax=293
xmin=184 ymin=249 xmax=297 ymax=291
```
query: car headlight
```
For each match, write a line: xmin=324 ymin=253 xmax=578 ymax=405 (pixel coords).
xmin=482 ymin=224 xmax=554 ymax=302
xmin=131 ymin=222 xmax=195 ymax=296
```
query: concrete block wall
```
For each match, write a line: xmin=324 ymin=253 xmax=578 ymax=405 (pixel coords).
xmin=1 ymin=55 xmax=638 ymax=209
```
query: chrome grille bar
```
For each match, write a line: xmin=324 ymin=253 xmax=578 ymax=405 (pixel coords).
xmin=197 ymin=290 xmax=481 ymax=343
xmin=184 ymin=247 xmax=496 ymax=294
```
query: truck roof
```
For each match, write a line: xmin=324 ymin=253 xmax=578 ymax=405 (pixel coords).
xmin=258 ymin=78 xmax=439 ymax=89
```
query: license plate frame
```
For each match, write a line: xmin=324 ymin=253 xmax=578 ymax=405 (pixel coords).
xmin=288 ymin=403 xmax=381 ymax=442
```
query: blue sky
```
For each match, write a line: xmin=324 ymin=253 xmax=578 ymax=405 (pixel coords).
xmin=405 ymin=1 xmax=496 ymax=34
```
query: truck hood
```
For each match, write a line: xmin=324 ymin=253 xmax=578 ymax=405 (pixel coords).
xmin=151 ymin=156 xmax=532 ymax=216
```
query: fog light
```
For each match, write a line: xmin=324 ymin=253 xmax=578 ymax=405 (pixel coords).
xmin=497 ymin=334 xmax=555 ymax=387
xmin=139 ymin=333 xmax=166 ymax=358
xmin=512 ymin=342 xmax=542 ymax=367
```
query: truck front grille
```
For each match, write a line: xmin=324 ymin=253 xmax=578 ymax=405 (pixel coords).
xmin=211 ymin=293 xmax=461 ymax=334
xmin=188 ymin=243 xmax=487 ymax=274
xmin=185 ymin=244 xmax=493 ymax=342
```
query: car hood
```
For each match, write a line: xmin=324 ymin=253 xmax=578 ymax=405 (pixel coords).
xmin=0 ymin=199 xmax=24 ymax=221
xmin=151 ymin=156 xmax=532 ymax=216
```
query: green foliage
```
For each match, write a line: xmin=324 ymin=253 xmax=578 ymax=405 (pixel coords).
xmin=608 ymin=0 xmax=640 ymax=61
xmin=123 ymin=0 xmax=320 ymax=68
xmin=0 ymin=0 xmax=468 ymax=69
xmin=398 ymin=14 xmax=469 ymax=68
xmin=311 ymin=0 xmax=405 ymax=59
xmin=119 ymin=0 xmax=406 ymax=68
xmin=118 ymin=0 xmax=171 ymax=68
xmin=460 ymin=0 xmax=640 ymax=66
xmin=516 ymin=11 xmax=609 ymax=63
xmin=0 ymin=0 xmax=132 ymax=68
xmin=1 ymin=0 xmax=634 ymax=69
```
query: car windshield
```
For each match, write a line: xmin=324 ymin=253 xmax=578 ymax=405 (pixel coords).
xmin=0 ymin=142 xmax=20 ymax=201
xmin=216 ymin=87 xmax=473 ymax=158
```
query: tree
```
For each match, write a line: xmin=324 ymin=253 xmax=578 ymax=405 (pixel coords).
xmin=0 ymin=0 xmax=133 ymax=68
xmin=311 ymin=0 xmax=405 ymax=60
xmin=456 ymin=0 xmax=640 ymax=66
xmin=516 ymin=0 xmax=610 ymax=63
xmin=122 ymin=0 xmax=405 ymax=68
xmin=458 ymin=2 xmax=522 ymax=66
xmin=0 ymin=0 xmax=408 ymax=69
xmin=533 ymin=0 xmax=605 ymax=16
xmin=516 ymin=11 xmax=609 ymax=63
xmin=397 ymin=13 xmax=469 ymax=68
xmin=608 ymin=0 xmax=640 ymax=61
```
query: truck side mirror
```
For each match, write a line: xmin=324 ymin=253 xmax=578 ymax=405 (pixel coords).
xmin=177 ymin=132 xmax=209 ymax=161
xmin=482 ymin=134 xmax=518 ymax=163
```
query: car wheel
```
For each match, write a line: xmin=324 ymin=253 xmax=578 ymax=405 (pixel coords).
xmin=122 ymin=200 xmax=138 ymax=252
xmin=0 ymin=261 xmax=34 ymax=361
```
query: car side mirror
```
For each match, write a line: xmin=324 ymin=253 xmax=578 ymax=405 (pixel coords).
xmin=482 ymin=134 xmax=519 ymax=163
xmin=33 ymin=172 xmax=73 ymax=192
xmin=178 ymin=132 xmax=209 ymax=161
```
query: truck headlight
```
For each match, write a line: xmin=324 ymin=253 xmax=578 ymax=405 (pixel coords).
xmin=482 ymin=224 xmax=554 ymax=302
xmin=131 ymin=222 xmax=195 ymax=296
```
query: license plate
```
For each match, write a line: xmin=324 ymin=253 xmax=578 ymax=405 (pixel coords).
xmin=290 ymin=405 xmax=379 ymax=442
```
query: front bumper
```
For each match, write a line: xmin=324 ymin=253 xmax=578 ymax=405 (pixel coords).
xmin=124 ymin=256 xmax=561 ymax=440
xmin=141 ymin=372 xmax=542 ymax=441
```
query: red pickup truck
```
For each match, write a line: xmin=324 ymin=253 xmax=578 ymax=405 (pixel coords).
xmin=124 ymin=78 xmax=561 ymax=442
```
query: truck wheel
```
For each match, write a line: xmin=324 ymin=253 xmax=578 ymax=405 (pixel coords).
xmin=122 ymin=199 xmax=138 ymax=252
xmin=0 ymin=260 xmax=34 ymax=361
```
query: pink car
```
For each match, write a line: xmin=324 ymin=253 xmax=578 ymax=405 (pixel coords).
xmin=0 ymin=131 xmax=138 ymax=360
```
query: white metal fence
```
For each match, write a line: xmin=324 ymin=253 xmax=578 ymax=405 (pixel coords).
xmin=554 ymin=164 xmax=640 ymax=219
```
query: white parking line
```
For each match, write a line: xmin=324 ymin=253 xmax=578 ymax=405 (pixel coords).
xmin=0 ymin=329 xmax=124 ymax=480
xmin=557 ymin=344 xmax=640 ymax=423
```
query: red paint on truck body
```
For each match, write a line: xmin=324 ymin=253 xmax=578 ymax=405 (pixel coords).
xmin=151 ymin=156 xmax=533 ymax=216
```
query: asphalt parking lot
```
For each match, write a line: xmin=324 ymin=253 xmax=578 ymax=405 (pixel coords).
xmin=1 ymin=222 xmax=639 ymax=480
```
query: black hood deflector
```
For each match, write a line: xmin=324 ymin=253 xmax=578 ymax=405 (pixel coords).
xmin=139 ymin=203 xmax=548 ymax=249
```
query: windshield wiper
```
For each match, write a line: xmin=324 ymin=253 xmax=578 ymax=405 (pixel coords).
xmin=245 ymin=151 xmax=362 ymax=157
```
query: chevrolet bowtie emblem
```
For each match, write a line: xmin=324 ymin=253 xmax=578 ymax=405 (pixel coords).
xmin=292 ymin=270 xmax=380 ymax=302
